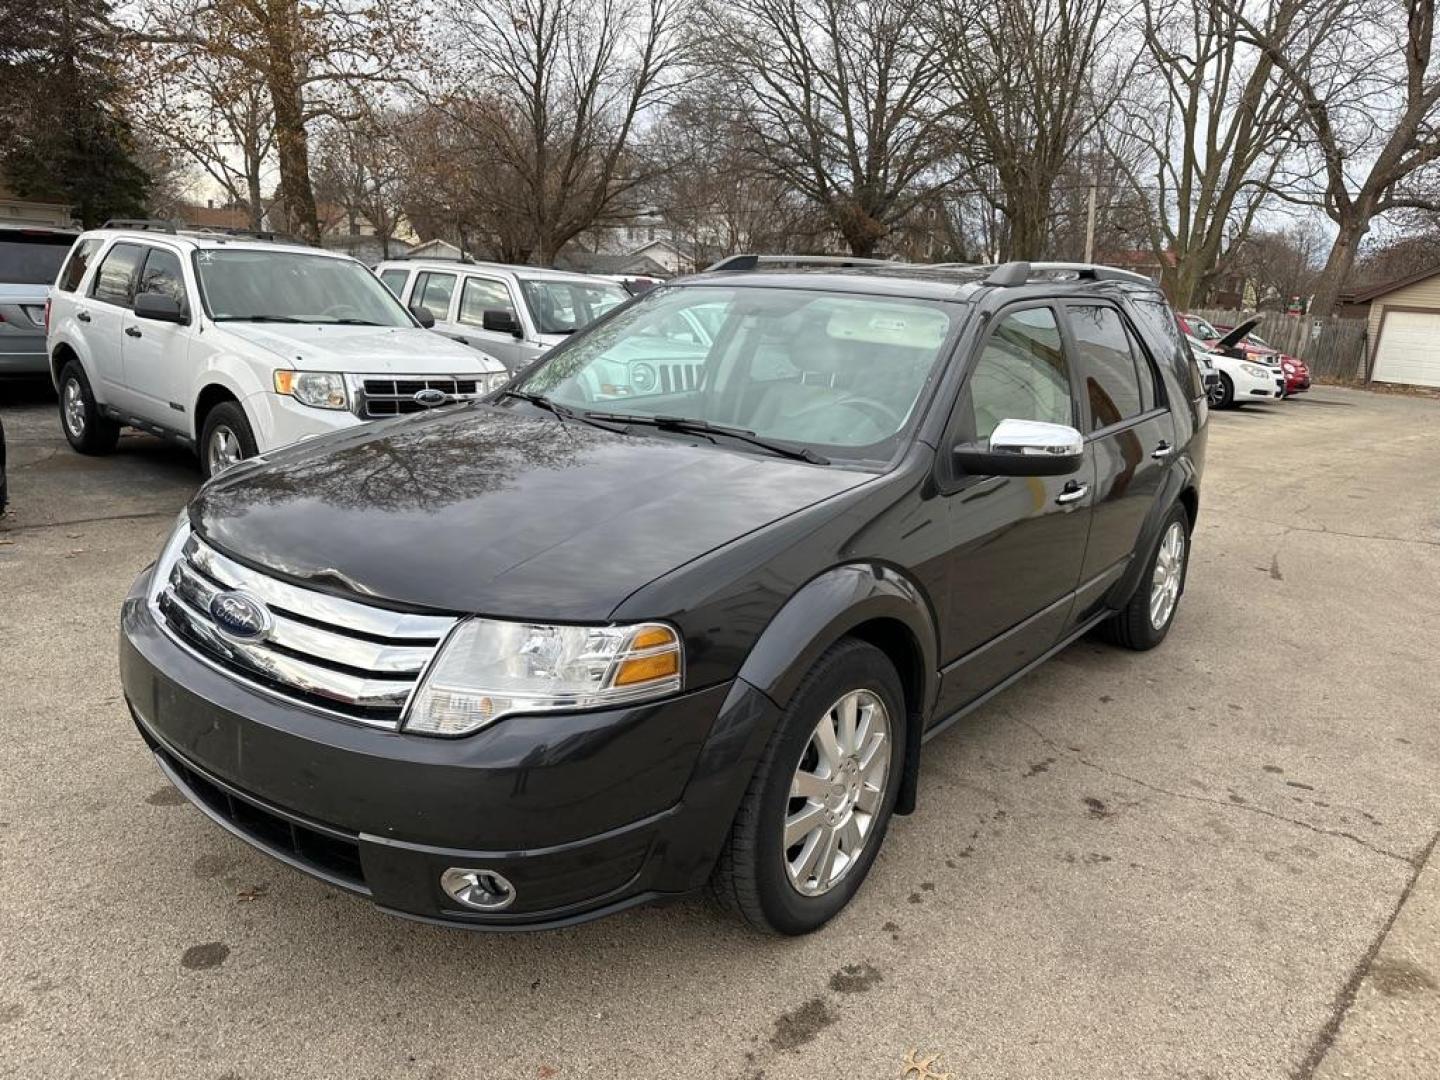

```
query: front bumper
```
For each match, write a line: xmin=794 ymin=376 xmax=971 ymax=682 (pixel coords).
xmin=241 ymin=390 xmax=363 ymax=454
xmin=120 ymin=578 xmax=779 ymax=928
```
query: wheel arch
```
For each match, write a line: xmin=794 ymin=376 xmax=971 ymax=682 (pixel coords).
xmin=192 ymin=382 xmax=242 ymax=443
xmin=50 ymin=340 xmax=83 ymax=390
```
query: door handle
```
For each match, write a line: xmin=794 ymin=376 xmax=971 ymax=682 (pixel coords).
xmin=77 ymin=311 xmax=91 ymax=323
xmin=125 ymin=326 xmax=142 ymax=338
xmin=1055 ymin=481 xmax=1089 ymax=505
xmin=1151 ymin=441 xmax=1173 ymax=459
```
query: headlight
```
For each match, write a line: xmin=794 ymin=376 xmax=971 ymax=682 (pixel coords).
xmin=1241 ymin=363 xmax=1271 ymax=379
xmin=273 ymin=370 xmax=348 ymax=410
xmin=404 ymin=619 xmax=683 ymax=736
xmin=1282 ymin=362 xmax=1296 ymax=373
xmin=478 ymin=371 xmax=509 ymax=394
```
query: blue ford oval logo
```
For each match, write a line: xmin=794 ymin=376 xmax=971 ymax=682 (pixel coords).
xmin=209 ymin=590 xmax=272 ymax=641
xmin=413 ymin=388 xmax=448 ymax=407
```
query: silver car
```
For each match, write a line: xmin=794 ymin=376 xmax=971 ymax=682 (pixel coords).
xmin=376 ymin=259 xmax=631 ymax=373
xmin=0 ymin=227 xmax=78 ymax=376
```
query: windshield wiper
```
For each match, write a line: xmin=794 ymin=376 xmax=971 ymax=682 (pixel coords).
xmin=215 ymin=314 xmax=308 ymax=323
xmin=582 ymin=412 xmax=830 ymax=465
xmin=326 ymin=317 xmax=385 ymax=326
xmin=497 ymin=389 xmax=627 ymax=433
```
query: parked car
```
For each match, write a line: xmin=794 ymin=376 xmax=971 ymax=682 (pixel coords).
xmin=120 ymin=256 xmax=1206 ymax=935
xmin=0 ymin=412 xmax=7 ymax=514
xmin=1212 ymin=323 xmax=1311 ymax=394
xmin=0 ymin=225 xmax=77 ymax=377
xmin=376 ymin=258 xmax=631 ymax=373
xmin=1186 ymin=335 xmax=1221 ymax=395
xmin=47 ymin=222 xmax=508 ymax=477
xmin=1189 ymin=330 xmax=1284 ymax=408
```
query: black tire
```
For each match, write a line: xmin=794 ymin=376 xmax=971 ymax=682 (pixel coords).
xmin=1209 ymin=372 xmax=1234 ymax=409
xmin=712 ymin=638 xmax=907 ymax=935
xmin=198 ymin=401 xmax=258 ymax=480
xmin=57 ymin=361 xmax=120 ymax=455
xmin=1100 ymin=503 xmax=1191 ymax=651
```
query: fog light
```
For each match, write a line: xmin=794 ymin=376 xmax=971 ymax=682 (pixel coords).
xmin=440 ymin=867 xmax=516 ymax=911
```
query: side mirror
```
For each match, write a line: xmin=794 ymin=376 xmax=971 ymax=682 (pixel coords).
xmin=409 ymin=304 xmax=436 ymax=329
xmin=482 ymin=308 xmax=522 ymax=337
xmin=953 ymin=418 xmax=1084 ymax=477
xmin=133 ymin=292 xmax=186 ymax=324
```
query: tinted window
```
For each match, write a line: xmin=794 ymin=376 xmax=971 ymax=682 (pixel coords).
xmin=412 ymin=272 xmax=456 ymax=320
xmin=90 ymin=243 xmax=145 ymax=307
xmin=962 ymin=307 xmax=1072 ymax=440
xmin=379 ymin=268 xmax=408 ymax=297
xmin=56 ymin=238 xmax=102 ymax=292
xmin=1132 ymin=297 xmax=1203 ymax=399
xmin=1069 ymin=304 xmax=1143 ymax=430
xmin=0 ymin=232 xmax=75 ymax=285
xmin=137 ymin=247 xmax=187 ymax=311
xmin=518 ymin=278 xmax=628 ymax=334
xmin=457 ymin=277 xmax=515 ymax=326
xmin=1125 ymin=326 xmax=1158 ymax=409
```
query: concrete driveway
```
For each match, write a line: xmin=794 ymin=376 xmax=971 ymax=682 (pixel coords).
xmin=2 ymin=383 xmax=1437 ymax=1079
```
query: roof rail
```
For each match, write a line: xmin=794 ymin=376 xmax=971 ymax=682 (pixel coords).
xmin=188 ymin=226 xmax=305 ymax=245
xmin=102 ymin=218 xmax=177 ymax=234
xmin=983 ymin=260 xmax=1153 ymax=287
xmin=704 ymin=253 xmax=895 ymax=273
xmin=387 ymin=251 xmax=476 ymax=264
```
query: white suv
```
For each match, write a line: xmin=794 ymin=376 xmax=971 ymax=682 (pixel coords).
xmin=375 ymin=259 xmax=630 ymax=373
xmin=47 ymin=223 xmax=509 ymax=477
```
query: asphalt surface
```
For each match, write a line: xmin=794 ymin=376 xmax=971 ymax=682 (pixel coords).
xmin=1 ymin=381 xmax=1437 ymax=1080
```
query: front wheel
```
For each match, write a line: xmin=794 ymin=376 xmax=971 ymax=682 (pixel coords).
xmin=199 ymin=401 xmax=258 ymax=480
xmin=712 ymin=638 xmax=906 ymax=935
xmin=1208 ymin=372 xmax=1234 ymax=409
xmin=1101 ymin=504 xmax=1191 ymax=651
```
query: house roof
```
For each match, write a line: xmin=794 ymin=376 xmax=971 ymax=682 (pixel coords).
xmin=1338 ymin=266 xmax=1440 ymax=305
xmin=555 ymin=251 xmax=671 ymax=277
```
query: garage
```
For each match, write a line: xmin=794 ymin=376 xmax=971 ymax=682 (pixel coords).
xmin=1343 ymin=267 xmax=1440 ymax=387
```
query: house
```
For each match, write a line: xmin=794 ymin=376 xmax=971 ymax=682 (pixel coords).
xmin=1338 ymin=268 xmax=1440 ymax=388
xmin=553 ymin=250 xmax=672 ymax=278
xmin=405 ymin=239 xmax=468 ymax=262
xmin=0 ymin=188 xmax=74 ymax=227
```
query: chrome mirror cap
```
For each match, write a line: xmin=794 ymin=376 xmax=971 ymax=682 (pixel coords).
xmin=988 ymin=418 xmax=1084 ymax=458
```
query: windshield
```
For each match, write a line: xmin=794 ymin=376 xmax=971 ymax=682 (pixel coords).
xmin=518 ymin=285 xmax=958 ymax=458
xmin=194 ymin=249 xmax=413 ymax=326
xmin=1187 ymin=315 xmax=1221 ymax=340
xmin=0 ymin=234 xmax=74 ymax=285
xmin=518 ymin=278 xmax=629 ymax=335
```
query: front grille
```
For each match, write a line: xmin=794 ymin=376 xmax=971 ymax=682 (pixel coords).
xmin=154 ymin=530 xmax=456 ymax=728
xmin=658 ymin=364 xmax=702 ymax=393
xmin=153 ymin=742 xmax=367 ymax=892
xmin=359 ymin=376 xmax=481 ymax=417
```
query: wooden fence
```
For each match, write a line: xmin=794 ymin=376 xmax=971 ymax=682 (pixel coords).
xmin=1190 ymin=308 xmax=1370 ymax=384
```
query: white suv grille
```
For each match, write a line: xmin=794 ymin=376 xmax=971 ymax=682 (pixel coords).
xmin=153 ymin=529 xmax=455 ymax=728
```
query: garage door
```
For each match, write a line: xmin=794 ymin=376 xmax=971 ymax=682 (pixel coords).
xmin=1373 ymin=310 xmax=1440 ymax=387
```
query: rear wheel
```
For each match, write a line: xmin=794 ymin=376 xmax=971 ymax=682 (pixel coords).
xmin=1208 ymin=372 xmax=1234 ymax=409
xmin=1101 ymin=503 xmax=1191 ymax=651
xmin=199 ymin=401 xmax=257 ymax=479
xmin=712 ymin=638 xmax=905 ymax=935
xmin=58 ymin=361 xmax=120 ymax=455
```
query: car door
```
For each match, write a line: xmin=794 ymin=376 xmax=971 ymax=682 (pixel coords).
xmin=1060 ymin=300 xmax=1177 ymax=626
xmin=454 ymin=274 xmax=531 ymax=370
xmin=931 ymin=302 xmax=1096 ymax=720
xmin=121 ymin=245 xmax=194 ymax=426
xmin=82 ymin=241 xmax=147 ymax=403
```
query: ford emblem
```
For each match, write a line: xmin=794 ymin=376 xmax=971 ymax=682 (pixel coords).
xmin=209 ymin=590 xmax=272 ymax=641
xmin=413 ymin=388 xmax=448 ymax=407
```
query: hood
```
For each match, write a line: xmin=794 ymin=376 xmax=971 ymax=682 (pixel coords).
xmin=192 ymin=405 xmax=872 ymax=620
xmin=1214 ymin=318 xmax=1260 ymax=350
xmin=218 ymin=323 xmax=505 ymax=375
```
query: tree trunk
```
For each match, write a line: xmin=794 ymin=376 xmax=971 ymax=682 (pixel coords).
xmin=1309 ymin=219 xmax=1368 ymax=316
xmin=262 ymin=1 xmax=319 ymax=245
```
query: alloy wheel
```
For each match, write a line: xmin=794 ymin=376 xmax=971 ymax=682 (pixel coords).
xmin=63 ymin=378 xmax=86 ymax=438
xmin=783 ymin=688 xmax=891 ymax=896
xmin=1149 ymin=521 xmax=1186 ymax=630
xmin=206 ymin=425 xmax=244 ymax=475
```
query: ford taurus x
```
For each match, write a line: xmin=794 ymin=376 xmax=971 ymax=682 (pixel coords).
xmin=120 ymin=257 xmax=1207 ymax=934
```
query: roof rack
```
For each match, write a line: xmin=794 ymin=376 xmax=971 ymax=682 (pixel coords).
xmin=387 ymin=251 xmax=477 ymax=264
xmin=102 ymin=218 xmax=178 ymax=233
xmin=982 ymin=260 xmax=1153 ymax=287
xmin=189 ymin=226 xmax=304 ymax=245
xmin=704 ymin=253 xmax=896 ymax=273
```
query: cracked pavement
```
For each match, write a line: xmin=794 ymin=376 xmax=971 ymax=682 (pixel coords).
xmin=2 ymin=383 xmax=1438 ymax=1079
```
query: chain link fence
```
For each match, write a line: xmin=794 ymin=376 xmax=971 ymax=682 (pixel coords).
xmin=1190 ymin=309 xmax=1370 ymax=384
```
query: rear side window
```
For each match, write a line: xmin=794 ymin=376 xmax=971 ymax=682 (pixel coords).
xmin=1132 ymin=297 xmax=1205 ymax=399
xmin=56 ymin=238 xmax=102 ymax=292
xmin=137 ymin=247 xmax=187 ymax=312
xmin=1067 ymin=304 xmax=1144 ymax=431
xmin=961 ymin=307 xmax=1073 ymax=439
xmin=0 ymin=232 xmax=75 ymax=285
xmin=90 ymin=243 xmax=145 ymax=307
xmin=412 ymin=272 xmax=456 ymax=320
xmin=379 ymin=268 xmax=409 ymax=297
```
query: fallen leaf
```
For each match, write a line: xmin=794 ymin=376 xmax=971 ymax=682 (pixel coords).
xmin=237 ymin=885 xmax=268 ymax=903
xmin=902 ymin=1049 xmax=951 ymax=1080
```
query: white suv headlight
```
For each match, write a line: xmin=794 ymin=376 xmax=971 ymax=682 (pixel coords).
xmin=478 ymin=371 xmax=509 ymax=394
xmin=404 ymin=619 xmax=683 ymax=736
xmin=273 ymin=370 xmax=349 ymax=410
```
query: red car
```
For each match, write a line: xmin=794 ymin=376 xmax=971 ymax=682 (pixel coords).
xmin=1179 ymin=314 xmax=1310 ymax=395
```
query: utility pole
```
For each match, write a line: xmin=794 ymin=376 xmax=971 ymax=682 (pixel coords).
xmin=1084 ymin=182 xmax=1097 ymax=263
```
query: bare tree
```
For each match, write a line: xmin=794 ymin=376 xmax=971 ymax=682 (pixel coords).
xmin=1108 ymin=0 xmax=1302 ymax=306
xmin=439 ymin=0 xmax=687 ymax=265
xmin=940 ymin=0 xmax=1118 ymax=260
xmin=311 ymin=111 xmax=406 ymax=256
xmin=697 ymin=0 xmax=960 ymax=256
xmin=1228 ymin=0 xmax=1440 ymax=314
